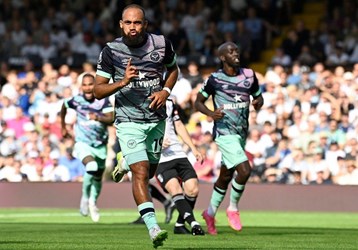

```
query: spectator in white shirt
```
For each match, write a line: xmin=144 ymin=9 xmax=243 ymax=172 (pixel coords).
xmin=21 ymin=150 xmax=43 ymax=182
xmin=10 ymin=20 xmax=27 ymax=50
xmin=271 ymin=48 xmax=292 ymax=67
xmin=42 ymin=151 xmax=70 ymax=182
xmin=0 ymin=155 xmax=24 ymax=182
xmin=38 ymin=34 xmax=58 ymax=63
xmin=49 ymin=24 xmax=69 ymax=50
xmin=21 ymin=35 xmax=39 ymax=57
xmin=326 ymin=44 xmax=349 ymax=67
xmin=336 ymin=161 xmax=358 ymax=185
xmin=75 ymin=32 xmax=101 ymax=64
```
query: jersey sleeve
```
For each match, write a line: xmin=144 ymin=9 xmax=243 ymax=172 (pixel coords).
xmin=102 ymin=97 xmax=114 ymax=114
xmin=163 ymin=38 xmax=177 ymax=67
xmin=199 ymin=76 xmax=215 ymax=99
xmin=96 ymin=46 xmax=114 ymax=79
xmin=172 ymin=103 xmax=181 ymax=122
xmin=249 ymin=70 xmax=262 ymax=98
xmin=63 ymin=97 xmax=76 ymax=109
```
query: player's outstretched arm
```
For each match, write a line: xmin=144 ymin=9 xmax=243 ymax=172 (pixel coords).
xmin=163 ymin=63 xmax=179 ymax=92
xmin=60 ymin=103 xmax=70 ymax=138
xmin=94 ymin=75 xmax=118 ymax=100
xmin=88 ymin=111 xmax=115 ymax=125
xmin=174 ymin=119 xmax=203 ymax=163
xmin=195 ymin=92 xmax=224 ymax=121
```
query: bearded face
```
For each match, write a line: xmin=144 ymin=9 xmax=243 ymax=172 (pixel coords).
xmin=120 ymin=7 xmax=148 ymax=47
xmin=121 ymin=26 xmax=146 ymax=47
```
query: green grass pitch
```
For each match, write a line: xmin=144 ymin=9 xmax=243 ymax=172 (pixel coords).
xmin=0 ymin=208 xmax=357 ymax=249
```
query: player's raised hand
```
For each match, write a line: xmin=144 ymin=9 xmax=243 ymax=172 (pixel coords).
xmin=211 ymin=107 xmax=225 ymax=121
xmin=122 ymin=58 xmax=138 ymax=86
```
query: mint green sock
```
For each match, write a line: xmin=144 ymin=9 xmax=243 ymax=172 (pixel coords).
xmin=90 ymin=177 xmax=102 ymax=203
xmin=208 ymin=186 xmax=227 ymax=216
xmin=82 ymin=173 xmax=93 ymax=199
xmin=228 ymin=180 xmax=245 ymax=211
xmin=138 ymin=202 xmax=158 ymax=230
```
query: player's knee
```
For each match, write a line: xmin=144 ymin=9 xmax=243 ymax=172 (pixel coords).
xmin=165 ymin=179 xmax=182 ymax=195
xmin=237 ymin=162 xmax=252 ymax=178
xmin=218 ymin=171 xmax=233 ymax=184
xmin=85 ymin=161 xmax=104 ymax=177
xmin=183 ymin=179 xmax=199 ymax=196
xmin=131 ymin=167 xmax=149 ymax=182
xmin=186 ymin=186 xmax=199 ymax=197
xmin=95 ymin=169 xmax=105 ymax=179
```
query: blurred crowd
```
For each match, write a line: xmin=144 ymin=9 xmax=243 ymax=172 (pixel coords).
xmin=0 ymin=0 xmax=358 ymax=185
xmin=179 ymin=61 xmax=358 ymax=186
xmin=270 ymin=0 xmax=358 ymax=68
xmin=0 ymin=0 xmax=299 ymax=68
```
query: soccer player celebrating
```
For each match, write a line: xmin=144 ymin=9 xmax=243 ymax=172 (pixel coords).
xmin=61 ymin=73 xmax=114 ymax=223
xmin=94 ymin=4 xmax=179 ymax=248
xmin=195 ymin=42 xmax=264 ymax=235
xmin=116 ymin=100 xmax=205 ymax=236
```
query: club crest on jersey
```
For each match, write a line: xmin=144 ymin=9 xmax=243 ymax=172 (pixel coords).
xmin=150 ymin=52 xmax=160 ymax=62
xmin=243 ymin=80 xmax=250 ymax=87
xmin=127 ymin=139 xmax=137 ymax=149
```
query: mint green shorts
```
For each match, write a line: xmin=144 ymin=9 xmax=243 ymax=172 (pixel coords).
xmin=215 ymin=134 xmax=248 ymax=169
xmin=115 ymin=120 xmax=165 ymax=165
xmin=73 ymin=141 xmax=106 ymax=169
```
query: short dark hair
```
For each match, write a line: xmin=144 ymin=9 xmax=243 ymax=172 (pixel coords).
xmin=122 ymin=4 xmax=146 ymax=19
xmin=82 ymin=73 xmax=95 ymax=80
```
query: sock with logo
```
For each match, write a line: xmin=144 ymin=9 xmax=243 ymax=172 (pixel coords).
xmin=173 ymin=193 xmax=197 ymax=226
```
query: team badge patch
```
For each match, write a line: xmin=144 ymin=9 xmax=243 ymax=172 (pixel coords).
xmin=243 ymin=80 xmax=250 ymax=87
xmin=150 ymin=52 xmax=160 ymax=62
xmin=127 ymin=139 xmax=137 ymax=149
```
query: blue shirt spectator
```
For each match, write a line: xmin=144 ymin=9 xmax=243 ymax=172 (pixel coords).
xmin=58 ymin=148 xmax=85 ymax=182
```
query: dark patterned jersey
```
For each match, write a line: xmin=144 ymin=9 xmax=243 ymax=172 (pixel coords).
xmin=199 ymin=68 xmax=261 ymax=140
xmin=96 ymin=33 xmax=177 ymax=123
xmin=64 ymin=95 xmax=113 ymax=147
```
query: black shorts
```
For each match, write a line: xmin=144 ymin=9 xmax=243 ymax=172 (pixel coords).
xmin=155 ymin=157 xmax=197 ymax=190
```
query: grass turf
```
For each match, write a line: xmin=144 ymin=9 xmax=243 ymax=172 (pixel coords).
xmin=0 ymin=208 xmax=357 ymax=249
